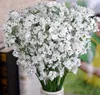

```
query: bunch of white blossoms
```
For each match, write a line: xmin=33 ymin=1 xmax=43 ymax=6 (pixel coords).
xmin=4 ymin=1 xmax=97 ymax=81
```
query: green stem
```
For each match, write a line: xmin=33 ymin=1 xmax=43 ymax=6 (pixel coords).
xmin=59 ymin=69 xmax=68 ymax=89
xmin=35 ymin=73 xmax=45 ymax=89
xmin=35 ymin=68 xmax=68 ymax=92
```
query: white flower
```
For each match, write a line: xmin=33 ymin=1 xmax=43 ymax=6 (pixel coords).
xmin=10 ymin=11 xmax=19 ymax=18
xmin=25 ymin=32 xmax=31 ymax=41
xmin=51 ymin=34 xmax=58 ymax=40
xmin=48 ymin=71 xmax=58 ymax=81
xmin=9 ymin=11 xmax=20 ymax=22
xmin=4 ymin=1 xmax=97 ymax=82
xmin=59 ymin=68 xmax=64 ymax=77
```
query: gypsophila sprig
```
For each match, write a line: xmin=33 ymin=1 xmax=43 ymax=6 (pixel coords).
xmin=4 ymin=1 xmax=97 ymax=92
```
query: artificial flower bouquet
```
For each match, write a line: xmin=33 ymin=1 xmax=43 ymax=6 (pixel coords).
xmin=4 ymin=1 xmax=97 ymax=92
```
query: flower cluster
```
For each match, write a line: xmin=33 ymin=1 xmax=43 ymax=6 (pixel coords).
xmin=4 ymin=1 xmax=97 ymax=82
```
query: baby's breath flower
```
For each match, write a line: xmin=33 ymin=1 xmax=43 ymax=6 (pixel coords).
xmin=4 ymin=1 xmax=97 ymax=82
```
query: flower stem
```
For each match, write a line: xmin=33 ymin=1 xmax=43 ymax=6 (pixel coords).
xmin=59 ymin=69 xmax=68 ymax=89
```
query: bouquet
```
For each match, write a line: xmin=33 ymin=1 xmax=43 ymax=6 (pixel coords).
xmin=4 ymin=1 xmax=97 ymax=92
